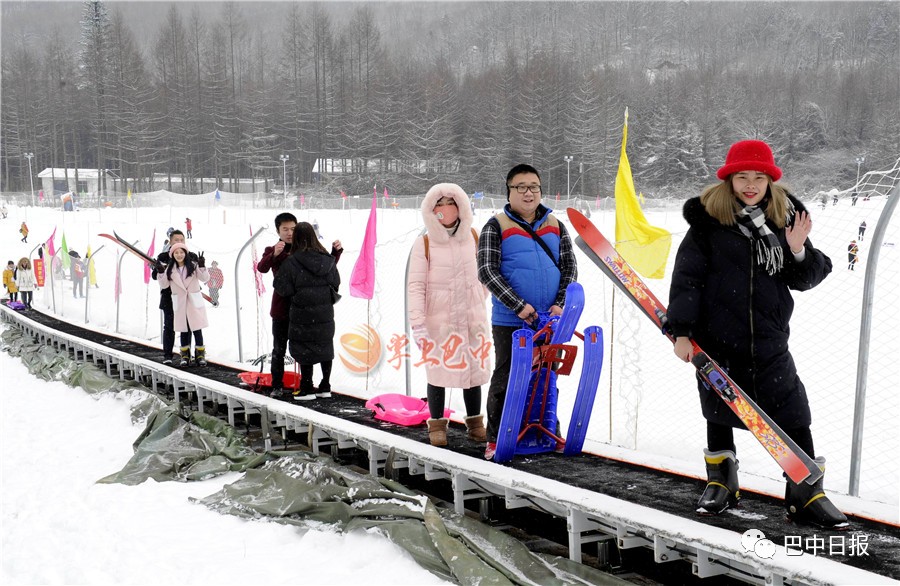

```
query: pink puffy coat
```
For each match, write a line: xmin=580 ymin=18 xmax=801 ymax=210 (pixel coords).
xmin=407 ymin=183 xmax=491 ymax=388
xmin=158 ymin=251 xmax=210 ymax=332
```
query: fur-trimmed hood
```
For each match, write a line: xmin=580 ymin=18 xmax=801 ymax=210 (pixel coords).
xmin=419 ymin=183 xmax=473 ymax=243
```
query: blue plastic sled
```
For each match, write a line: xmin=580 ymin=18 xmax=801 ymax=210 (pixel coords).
xmin=493 ymin=282 xmax=604 ymax=463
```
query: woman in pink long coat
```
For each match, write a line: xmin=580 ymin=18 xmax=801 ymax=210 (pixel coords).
xmin=407 ymin=183 xmax=491 ymax=447
xmin=158 ymin=242 xmax=209 ymax=367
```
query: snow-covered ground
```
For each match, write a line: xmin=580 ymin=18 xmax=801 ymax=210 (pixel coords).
xmin=1 ymin=189 xmax=897 ymax=583
xmin=0 ymin=349 xmax=448 ymax=585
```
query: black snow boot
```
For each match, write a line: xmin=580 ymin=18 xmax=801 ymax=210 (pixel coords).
xmin=696 ymin=449 xmax=740 ymax=515
xmin=785 ymin=457 xmax=849 ymax=530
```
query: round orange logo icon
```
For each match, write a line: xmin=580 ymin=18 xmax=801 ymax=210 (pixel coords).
xmin=339 ymin=324 xmax=382 ymax=373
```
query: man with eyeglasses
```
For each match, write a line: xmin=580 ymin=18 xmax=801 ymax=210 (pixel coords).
xmin=477 ymin=163 xmax=578 ymax=460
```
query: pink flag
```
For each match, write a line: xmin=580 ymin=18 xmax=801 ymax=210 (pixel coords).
xmin=383 ymin=187 xmax=389 ymax=200
xmin=143 ymin=228 xmax=156 ymax=284
xmin=46 ymin=227 xmax=57 ymax=257
xmin=350 ymin=190 xmax=378 ymax=299
xmin=340 ymin=190 xmax=347 ymax=200
xmin=251 ymin=225 xmax=266 ymax=296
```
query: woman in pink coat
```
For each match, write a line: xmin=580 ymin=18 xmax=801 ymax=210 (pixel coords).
xmin=407 ymin=183 xmax=491 ymax=447
xmin=158 ymin=242 xmax=209 ymax=367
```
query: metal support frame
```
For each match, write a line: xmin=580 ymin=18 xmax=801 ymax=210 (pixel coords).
xmin=0 ymin=305 xmax=886 ymax=586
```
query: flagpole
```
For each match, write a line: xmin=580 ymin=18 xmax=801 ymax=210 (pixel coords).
xmin=608 ymin=288 xmax=616 ymax=443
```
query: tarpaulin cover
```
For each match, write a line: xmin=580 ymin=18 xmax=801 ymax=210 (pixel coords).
xmin=1 ymin=325 xmax=626 ymax=585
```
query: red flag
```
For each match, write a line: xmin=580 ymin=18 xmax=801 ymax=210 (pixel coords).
xmin=383 ymin=187 xmax=389 ymax=199
xmin=143 ymin=229 xmax=156 ymax=284
xmin=350 ymin=190 xmax=378 ymax=299
xmin=46 ymin=227 xmax=57 ymax=257
xmin=341 ymin=190 xmax=347 ymax=200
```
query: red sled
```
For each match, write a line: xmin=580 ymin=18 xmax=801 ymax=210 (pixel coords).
xmin=237 ymin=370 xmax=301 ymax=390
xmin=365 ymin=393 xmax=452 ymax=426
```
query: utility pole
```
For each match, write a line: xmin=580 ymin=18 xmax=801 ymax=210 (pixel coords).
xmin=563 ymin=156 xmax=573 ymax=197
xmin=280 ymin=154 xmax=289 ymax=196
xmin=24 ymin=152 xmax=35 ymax=206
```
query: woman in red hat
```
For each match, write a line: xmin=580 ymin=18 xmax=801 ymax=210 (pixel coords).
xmin=667 ymin=140 xmax=847 ymax=529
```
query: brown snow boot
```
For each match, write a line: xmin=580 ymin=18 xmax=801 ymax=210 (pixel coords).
xmin=465 ymin=415 xmax=487 ymax=443
xmin=785 ymin=457 xmax=849 ymax=529
xmin=427 ymin=418 xmax=449 ymax=447
xmin=696 ymin=449 xmax=740 ymax=515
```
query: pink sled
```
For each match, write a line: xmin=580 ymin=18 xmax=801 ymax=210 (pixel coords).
xmin=365 ymin=393 xmax=452 ymax=426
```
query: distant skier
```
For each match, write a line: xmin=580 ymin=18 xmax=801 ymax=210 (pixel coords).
xmin=848 ymin=240 xmax=859 ymax=270
xmin=851 ymin=191 xmax=858 ymax=206
xmin=19 ymin=221 xmax=28 ymax=243
xmin=15 ymin=257 xmax=35 ymax=308
xmin=185 ymin=217 xmax=193 ymax=239
xmin=832 ymin=193 xmax=838 ymax=206
xmin=72 ymin=257 xmax=86 ymax=298
xmin=858 ymin=220 xmax=867 ymax=241
xmin=3 ymin=260 xmax=18 ymax=302
xmin=667 ymin=139 xmax=847 ymax=529
xmin=206 ymin=260 xmax=224 ymax=306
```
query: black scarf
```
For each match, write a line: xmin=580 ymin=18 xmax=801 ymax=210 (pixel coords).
xmin=735 ymin=200 xmax=786 ymax=275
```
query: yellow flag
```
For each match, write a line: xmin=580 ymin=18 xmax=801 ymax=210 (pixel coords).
xmin=86 ymin=245 xmax=98 ymax=287
xmin=615 ymin=109 xmax=671 ymax=279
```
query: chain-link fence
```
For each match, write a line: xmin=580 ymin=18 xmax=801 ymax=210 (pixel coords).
xmin=3 ymin=159 xmax=897 ymax=504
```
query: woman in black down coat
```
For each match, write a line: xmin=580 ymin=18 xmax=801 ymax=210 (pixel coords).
xmin=273 ymin=222 xmax=342 ymax=401
xmin=667 ymin=140 xmax=847 ymax=529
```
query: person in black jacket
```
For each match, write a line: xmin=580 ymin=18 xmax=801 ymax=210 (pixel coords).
xmin=273 ymin=222 xmax=342 ymax=401
xmin=667 ymin=139 xmax=847 ymax=529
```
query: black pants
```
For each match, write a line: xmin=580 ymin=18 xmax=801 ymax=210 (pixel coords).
xmin=486 ymin=325 xmax=520 ymax=442
xmin=300 ymin=361 xmax=333 ymax=391
xmin=270 ymin=318 xmax=289 ymax=389
xmin=162 ymin=306 xmax=175 ymax=359
xmin=427 ymin=384 xmax=482 ymax=420
xmin=707 ymin=421 xmax=815 ymax=459
xmin=180 ymin=328 xmax=204 ymax=348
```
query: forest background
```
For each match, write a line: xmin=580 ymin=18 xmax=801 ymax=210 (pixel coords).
xmin=1 ymin=1 xmax=898 ymax=199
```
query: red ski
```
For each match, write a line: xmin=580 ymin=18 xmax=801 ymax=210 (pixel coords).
xmin=566 ymin=208 xmax=821 ymax=484
xmin=98 ymin=232 xmax=218 ymax=307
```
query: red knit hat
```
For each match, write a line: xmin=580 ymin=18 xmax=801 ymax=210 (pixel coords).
xmin=717 ymin=140 xmax=782 ymax=182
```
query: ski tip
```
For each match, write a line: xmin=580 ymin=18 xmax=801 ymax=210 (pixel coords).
xmin=566 ymin=207 xmax=587 ymax=225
